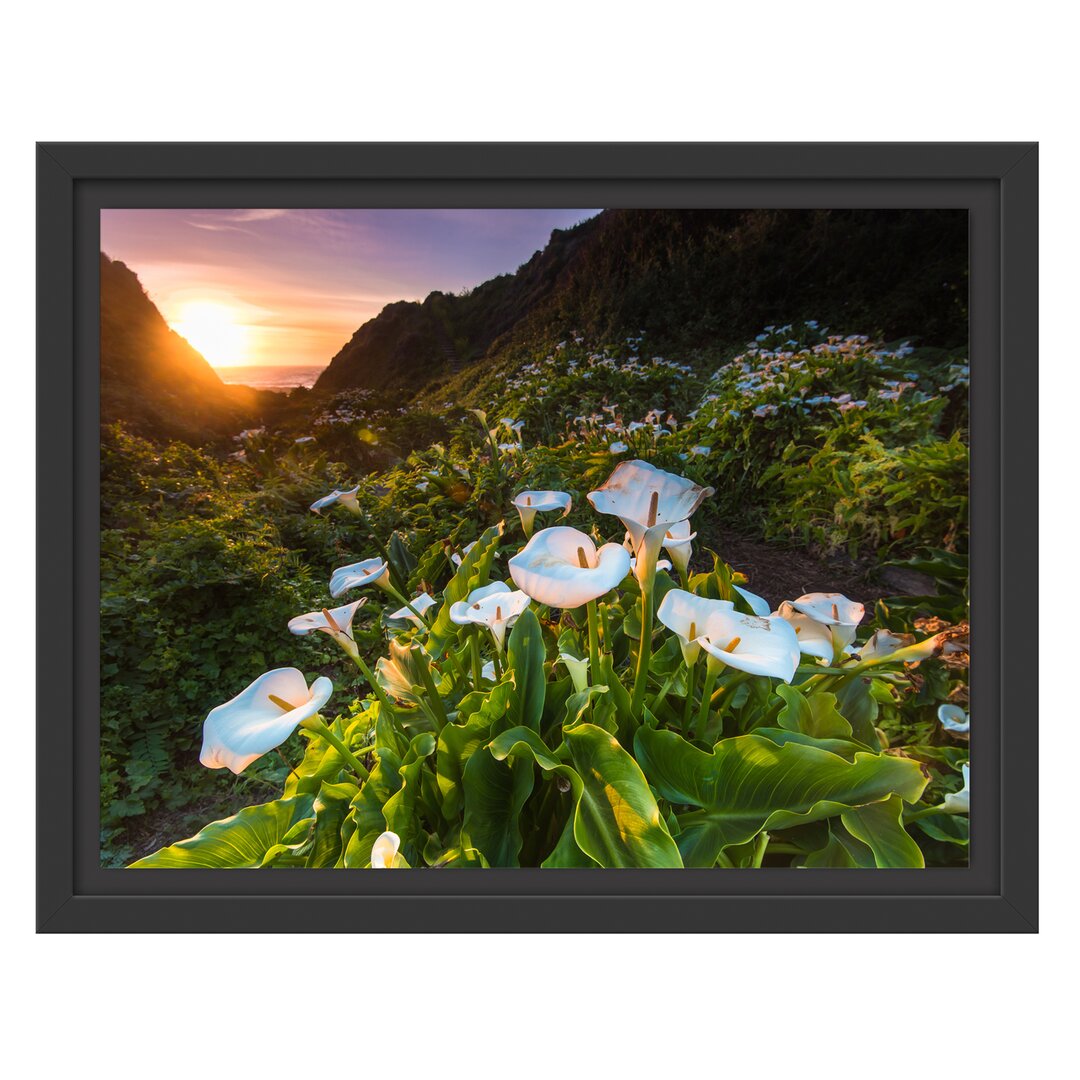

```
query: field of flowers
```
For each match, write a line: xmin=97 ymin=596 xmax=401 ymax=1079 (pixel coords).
xmin=111 ymin=321 xmax=970 ymax=869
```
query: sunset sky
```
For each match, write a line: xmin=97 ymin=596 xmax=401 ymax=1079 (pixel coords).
xmin=100 ymin=208 xmax=600 ymax=368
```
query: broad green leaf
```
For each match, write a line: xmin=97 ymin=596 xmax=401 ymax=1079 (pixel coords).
xmin=802 ymin=824 xmax=860 ymax=868
xmin=436 ymin=712 xmax=494 ymax=820
xmin=776 ymin=684 xmax=853 ymax=740
xmin=564 ymin=724 xmax=683 ymax=868
xmin=383 ymin=732 xmax=437 ymax=852
xmin=129 ymin=795 xmax=316 ymax=868
xmin=752 ymin=726 xmax=863 ymax=761
xmin=634 ymin=727 xmax=930 ymax=867
xmin=342 ymin=749 xmax=402 ymax=868
xmin=506 ymin=608 xmax=547 ymax=733
xmin=426 ymin=523 xmax=503 ymax=656
xmin=297 ymin=781 xmax=358 ymax=868
xmin=842 ymin=795 xmax=925 ymax=867
xmin=461 ymin=747 xmax=535 ymax=867
xmin=911 ymin=811 xmax=970 ymax=845
xmin=831 ymin=676 xmax=881 ymax=748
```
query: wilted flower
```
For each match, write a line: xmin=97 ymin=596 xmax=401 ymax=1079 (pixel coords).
xmin=509 ymin=526 xmax=631 ymax=609
xmin=200 ymin=668 xmax=334 ymax=774
xmin=310 ymin=485 xmax=361 ymax=515
xmin=511 ymin=489 xmax=572 ymax=537
xmin=329 ymin=557 xmax=390 ymax=598
xmin=449 ymin=580 xmax=531 ymax=650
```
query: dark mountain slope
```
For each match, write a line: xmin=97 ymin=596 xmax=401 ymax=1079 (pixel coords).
xmin=315 ymin=208 xmax=967 ymax=395
xmin=100 ymin=253 xmax=265 ymax=441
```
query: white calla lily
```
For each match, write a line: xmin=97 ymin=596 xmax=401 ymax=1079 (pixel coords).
xmin=660 ymin=520 xmax=696 ymax=580
xmin=511 ymin=489 xmax=572 ymax=537
xmin=310 ymin=485 xmax=361 ymax=515
xmin=370 ymin=830 xmax=403 ymax=868
xmin=656 ymin=589 xmax=735 ymax=667
xmin=588 ymin=460 xmax=713 ymax=585
xmin=450 ymin=540 xmax=477 ymax=567
xmin=938 ymin=704 xmax=970 ymax=733
xmin=696 ymin=608 xmax=801 ymax=682
xmin=200 ymin=668 xmax=334 ymax=775
xmin=790 ymin=592 xmax=866 ymax=650
xmin=449 ymin=580 xmax=530 ymax=650
xmin=481 ymin=659 xmax=497 ymax=682
xmin=941 ymin=763 xmax=970 ymax=814
xmin=852 ymin=628 xmax=912 ymax=661
xmin=388 ymin=592 xmax=438 ymax=628
xmin=329 ymin=557 xmax=390 ymax=598
xmin=774 ymin=600 xmax=834 ymax=662
xmin=558 ymin=651 xmax=590 ymax=693
xmin=288 ymin=599 xmax=366 ymax=658
xmin=509 ymin=526 xmax=631 ymax=609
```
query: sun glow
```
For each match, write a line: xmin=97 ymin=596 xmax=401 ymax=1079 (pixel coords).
xmin=169 ymin=301 xmax=250 ymax=366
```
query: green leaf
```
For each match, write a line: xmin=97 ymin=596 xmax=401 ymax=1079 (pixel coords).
xmin=382 ymin=732 xmax=437 ymax=852
xmin=831 ymin=676 xmax=881 ymax=748
xmin=426 ymin=523 xmax=503 ymax=657
xmin=129 ymin=795 xmax=316 ymax=868
xmin=801 ymin=824 xmax=860 ymax=867
xmin=506 ymin=608 xmax=547 ymax=733
xmin=911 ymin=811 xmax=970 ymax=845
xmin=634 ymin=727 xmax=930 ymax=867
xmin=436 ymin=712 xmax=494 ymax=820
xmin=776 ymin=684 xmax=853 ymax=740
xmin=564 ymin=724 xmax=683 ymax=868
xmin=842 ymin=795 xmax=925 ymax=867
xmin=752 ymin=727 xmax=863 ymax=761
xmin=461 ymin=747 xmax=535 ymax=867
xmin=341 ymin=749 xmax=402 ymax=868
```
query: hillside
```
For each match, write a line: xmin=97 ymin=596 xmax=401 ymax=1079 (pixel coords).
xmin=314 ymin=208 xmax=968 ymax=398
xmin=100 ymin=253 xmax=266 ymax=440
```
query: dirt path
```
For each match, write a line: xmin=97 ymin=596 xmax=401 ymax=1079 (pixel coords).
xmin=696 ymin=526 xmax=934 ymax=610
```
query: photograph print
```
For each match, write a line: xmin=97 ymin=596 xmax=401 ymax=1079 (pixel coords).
xmin=99 ymin=207 xmax=970 ymax=870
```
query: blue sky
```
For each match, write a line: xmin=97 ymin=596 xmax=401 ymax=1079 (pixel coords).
xmin=100 ymin=208 xmax=600 ymax=367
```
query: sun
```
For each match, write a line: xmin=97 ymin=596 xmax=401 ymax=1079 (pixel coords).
xmin=169 ymin=301 xmax=250 ymax=366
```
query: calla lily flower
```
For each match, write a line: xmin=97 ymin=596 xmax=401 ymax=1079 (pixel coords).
xmin=310 ymin=485 xmax=361 ymax=515
xmin=558 ymin=651 xmax=590 ymax=693
xmin=851 ymin=628 xmax=911 ymax=661
xmin=941 ymin=763 xmax=970 ymax=814
xmin=450 ymin=540 xmax=477 ymax=568
xmin=371 ymin=830 xmax=404 ymax=868
xmin=697 ymin=611 xmax=801 ymax=682
xmin=511 ymin=489 xmax=572 ymax=537
xmin=733 ymin=585 xmax=771 ymax=617
xmin=790 ymin=592 xmax=866 ymax=651
xmin=329 ymin=557 xmax=390 ymax=598
xmin=200 ymin=668 xmax=334 ymax=775
xmin=388 ymin=592 xmax=438 ymax=628
xmin=481 ymin=659 xmax=497 ymax=682
xmin=774 ymin=600 xmax=834 ymax=662
xmin=656 ymin=589 xmax=735 ymax=667
xmin=608 ymin=441 xmax=629 ymax=454
xmin=288 ymin=599 xmax=366 ymax=658
xmin=509 ymin=526 xmax=631 ymax=609
xmin=449 ymin=580 xmax=531 ymax=650
xmin=588 ymin=460 xmax=714 ymax=584
xmin=938 ymin=704 xmax=970 ymax=733
xmin=660 ymin=520 xmax=695 ymax=580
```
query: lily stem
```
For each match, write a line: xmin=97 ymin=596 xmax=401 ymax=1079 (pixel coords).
xmin=630 ymin=572 xmax=655 ymax=719
xmin=751 ymin=830 xmax=770 ymax=868
xmin=303 ymin=718 xmax=370 ymax=782
xmin=682 ymin=661 xmax=698 ymax=734
xmin=470 ymin=631 xmax=483 ymax=685
xmin=586 ymin=600 xmax=601 ymax=686
xmin=349 ymin=652 xmax=396 ymax=717
xmin=695 ymin=662 xmax=720 ymax=742
xmin=413 ymin=650 xmax=448 ymax=733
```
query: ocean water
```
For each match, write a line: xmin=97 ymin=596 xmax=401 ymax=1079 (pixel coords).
xmin=216 ymin=364 xmax=327 ymax=392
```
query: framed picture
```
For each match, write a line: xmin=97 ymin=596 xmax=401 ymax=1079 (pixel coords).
xmin=37 ymin=142 xmax=1037 ymax=932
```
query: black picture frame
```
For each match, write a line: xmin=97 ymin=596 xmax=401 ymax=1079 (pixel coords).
xmin=37 ymin=142 xmax=1038 ymax=933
